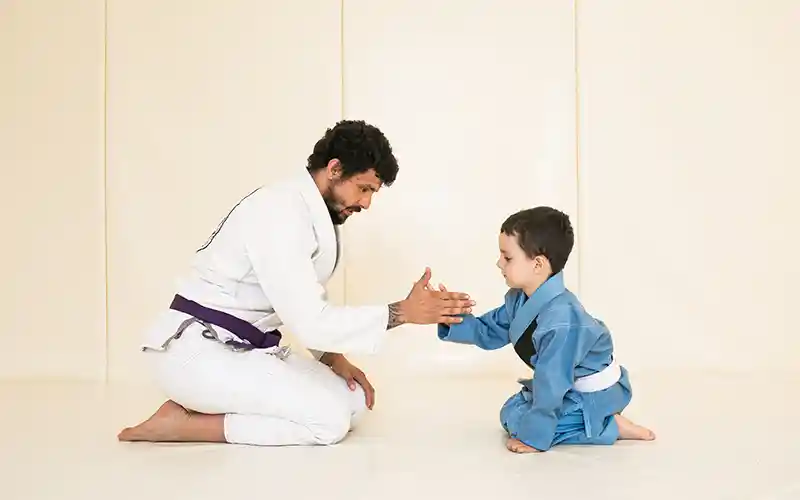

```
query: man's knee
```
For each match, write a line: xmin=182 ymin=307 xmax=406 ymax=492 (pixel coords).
xmin=311 ymin=383 xmax=370 ymax=444
xmin=348 ymin=384 xmax=369 ymax=429
xmin=304 ymin=386 xmax=361 ymax=445
xmin=309 ymin=406 xmax=351 ymax=445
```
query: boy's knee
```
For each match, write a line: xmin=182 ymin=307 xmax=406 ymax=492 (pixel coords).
xmin=499 ymin=393 xmax=527 ymax=431
xmin=499 ymin=392 xmax=523 ymax=414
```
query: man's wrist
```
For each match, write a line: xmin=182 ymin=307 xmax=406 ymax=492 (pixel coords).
xmin=387 ymin=300 xmax=409 ymax=329
xmin=320 ymin=352 xmax=338 ymax=366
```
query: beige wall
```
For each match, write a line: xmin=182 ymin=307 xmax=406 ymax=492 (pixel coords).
xmin=2 ymin=1 xmax=796 ymax=382
xmin=0 ymin=0 xmax=106 ymax=380
xmin=104 ymin=0 xmax=343 ymax=382
xmin=576 ymin=0 xmax=799 ymax=372
xmin=340 ymin=0 xmax=577 ymax=378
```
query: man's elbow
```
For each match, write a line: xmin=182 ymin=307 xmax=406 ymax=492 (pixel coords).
xmin=283 ymin=316 xmax=329 ymax=350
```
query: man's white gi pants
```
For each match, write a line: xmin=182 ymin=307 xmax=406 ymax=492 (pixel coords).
xmin=147 ymin=324 xmax=368 ymax=446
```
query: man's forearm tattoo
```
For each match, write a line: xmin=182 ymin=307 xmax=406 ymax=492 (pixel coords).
xmin=387 ymin=302 xmax=405 ymax=329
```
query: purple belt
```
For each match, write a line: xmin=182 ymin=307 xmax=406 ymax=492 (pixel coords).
xmin=169 ymin=294 xmax=282 ymax=349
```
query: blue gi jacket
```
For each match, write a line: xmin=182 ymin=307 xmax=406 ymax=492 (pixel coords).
xmin=437 ymin=272 xmax=631 ymax=451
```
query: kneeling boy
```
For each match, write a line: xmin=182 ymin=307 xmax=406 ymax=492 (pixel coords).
xmin=437 ymin=207 xmax=655 ymax=453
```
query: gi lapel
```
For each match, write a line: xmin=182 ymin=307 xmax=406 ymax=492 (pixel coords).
xmin=508 ymin=272 xmax=567 ymax=345
xmin=298 ymin=171 xmax=338 ymax=282
xmin=509 ymin=295 xmax=541 ymax=345
xmin=513 ymin=316 xmax=538 ymax=368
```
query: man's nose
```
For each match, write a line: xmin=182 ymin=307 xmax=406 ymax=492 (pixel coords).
xmin=360 ymin=194 xmax=373 ymax=210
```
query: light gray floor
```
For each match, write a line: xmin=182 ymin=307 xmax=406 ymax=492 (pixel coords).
xmin=1 ymin=370 xmax=797 ymax=500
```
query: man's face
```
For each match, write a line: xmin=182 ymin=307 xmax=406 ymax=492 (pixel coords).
xmin=322 ymin=167 xmax=382 ymax=225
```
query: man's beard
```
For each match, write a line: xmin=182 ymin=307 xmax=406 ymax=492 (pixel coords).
xmin=327 ymin=204 xmax=346 ymax=225
xmin=322 ymin=189 xmax=360 ymax=225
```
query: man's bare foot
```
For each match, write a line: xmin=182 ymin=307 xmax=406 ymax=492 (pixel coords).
xmin=614 ymin=414 xmax=656 ymax=441
xmin=117 ymin=400 xmax=192 ymax=442
xmin=117 ymin=400 xmax=225 ymax=443
xmin=506 ymin=437 xmax=540 ymax=453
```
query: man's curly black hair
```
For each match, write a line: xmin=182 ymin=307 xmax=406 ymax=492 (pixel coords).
xmin=306 ymin=120 xmax=398 ymax=186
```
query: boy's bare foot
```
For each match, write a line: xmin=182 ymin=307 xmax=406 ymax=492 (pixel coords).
xmin=506 ymin=437 xmax=540 ymax=453
xmin=117 ymin=400 xmax=225 ymax=443
xmin=614 ymin=414 xmax=656 ymax=441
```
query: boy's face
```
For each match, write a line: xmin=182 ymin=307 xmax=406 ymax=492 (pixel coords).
xmin=496 ymin=232 xmax=548 ymax=292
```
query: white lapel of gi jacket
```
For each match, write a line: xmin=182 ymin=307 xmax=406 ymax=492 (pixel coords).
xmin=297 ymin=170 xmax=339 ymax=283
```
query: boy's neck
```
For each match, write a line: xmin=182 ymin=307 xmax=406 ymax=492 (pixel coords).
xmin=522 ymin=276 xmax=548 ymax=297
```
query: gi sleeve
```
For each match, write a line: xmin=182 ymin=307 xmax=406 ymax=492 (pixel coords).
xmin=437 ymin=304 xmax=511 ymax=350
xmin=241 ymin=198 xmax=389 ymax=355
xmin=307 ymin=349 xmax=326 ymax=361
xmin=506 ymin=326 xmax=582 ymax=451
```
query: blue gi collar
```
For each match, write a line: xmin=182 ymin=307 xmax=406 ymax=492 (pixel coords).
xmin=509 ymin=271 xmax=567 ymax=344
xmin=525 ymin=271 xmax=566 ymax=316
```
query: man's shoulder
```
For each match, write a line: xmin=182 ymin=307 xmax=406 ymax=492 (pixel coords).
xmin=238 ymin=175 xmax=309 ymax=213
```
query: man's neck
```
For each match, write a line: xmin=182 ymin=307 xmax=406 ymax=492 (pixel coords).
xmin=309 ymin=169 xmax=329 ymax=197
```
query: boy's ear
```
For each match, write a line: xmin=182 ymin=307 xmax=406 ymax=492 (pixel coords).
xmin=533 ymin=255 xmax=547 ymax=271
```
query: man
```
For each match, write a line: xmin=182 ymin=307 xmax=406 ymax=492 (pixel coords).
xmin=118 ymin=120 xmax=474 ymax=446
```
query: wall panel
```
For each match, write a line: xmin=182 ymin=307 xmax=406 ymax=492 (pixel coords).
xmin=342 ymin=0 xmax=578 ymax=376
xmin=106 ymin=0 xmax=344 ymax=382
xmin=0 ymin=0 xmax=107 ymax=380
xmin=577 ymin=0 xmax=799 ymax=370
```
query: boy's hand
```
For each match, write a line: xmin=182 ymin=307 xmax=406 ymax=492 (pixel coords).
xmin=506 ymin=437 xmax=540 ymax=454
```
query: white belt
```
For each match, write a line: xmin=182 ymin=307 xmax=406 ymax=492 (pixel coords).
xmin=573 ymin=359 xmax=621 ymax=393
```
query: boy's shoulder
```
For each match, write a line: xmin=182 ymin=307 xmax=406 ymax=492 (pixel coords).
xmin=537 ymin=289 xmax=596 ymax=329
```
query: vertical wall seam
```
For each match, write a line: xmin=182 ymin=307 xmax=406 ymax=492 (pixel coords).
xmin=103 ymin=0 xmax=110 ymax=383
xmin=340 ymin=0 xmax=348 ymax=305
xmin=573 ymin=0 xmax=583 ymax=295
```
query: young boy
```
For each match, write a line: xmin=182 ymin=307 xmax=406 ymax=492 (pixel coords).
xmin=437 ymin=206 xmax=655 ymax=453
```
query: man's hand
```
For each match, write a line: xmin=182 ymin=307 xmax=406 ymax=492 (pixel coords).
xmin=321 ymin=353 xmax=375 ymax=410
xmin=388 ymin=268 xmax=475 ymax=328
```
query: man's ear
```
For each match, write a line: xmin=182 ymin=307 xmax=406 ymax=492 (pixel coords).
xmin=326 ymin=159 xmax=342 ymax=179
